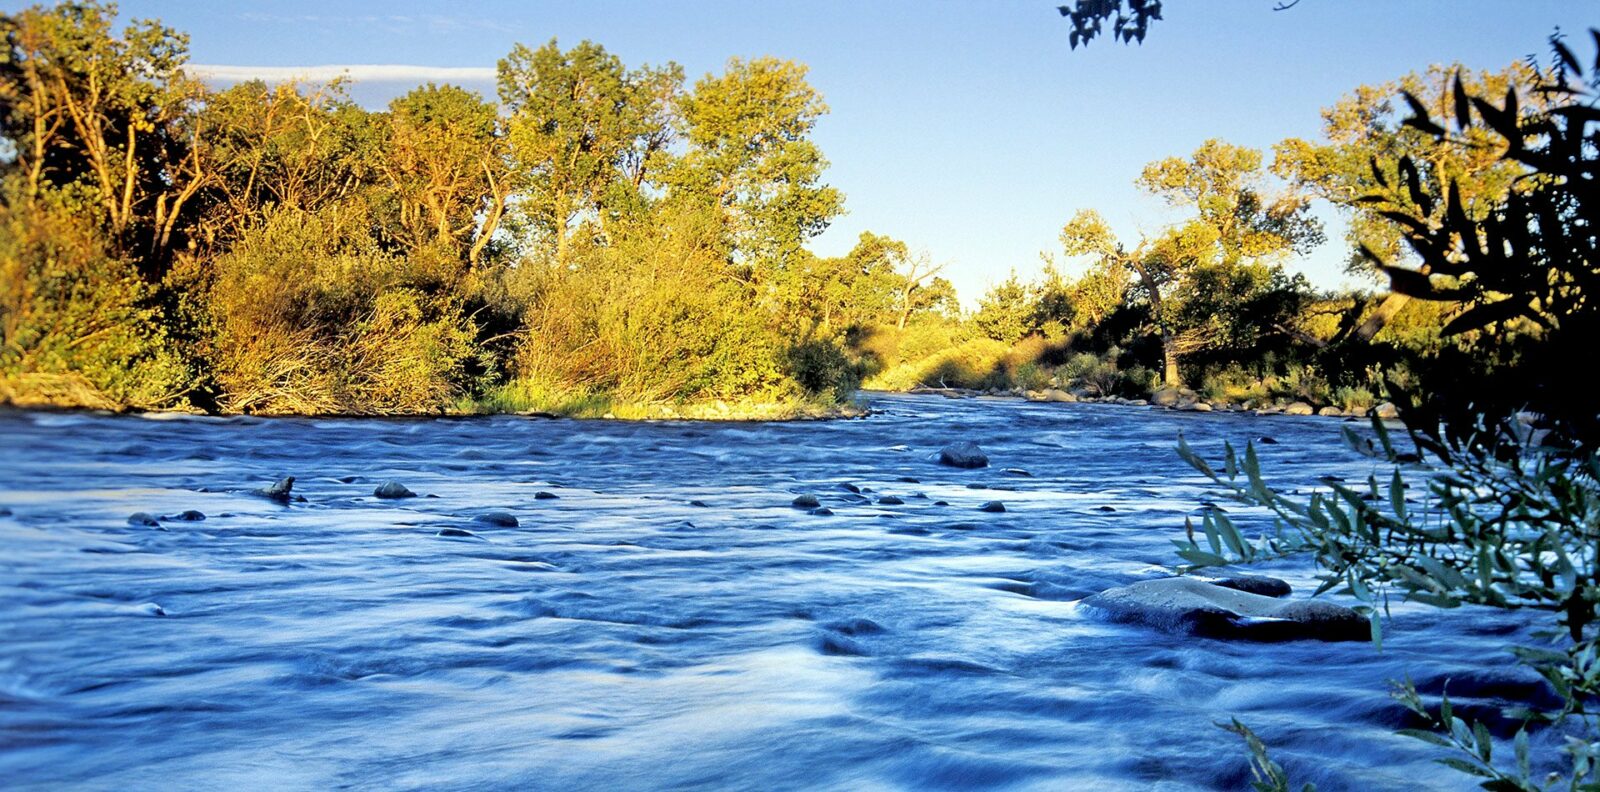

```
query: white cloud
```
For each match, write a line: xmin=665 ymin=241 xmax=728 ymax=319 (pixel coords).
xmin=187 ymin=64 xmax=496 ymax=84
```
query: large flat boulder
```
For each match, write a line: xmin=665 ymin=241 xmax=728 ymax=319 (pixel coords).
xmin=1080 ymin=577 xmax=1366 ymax=642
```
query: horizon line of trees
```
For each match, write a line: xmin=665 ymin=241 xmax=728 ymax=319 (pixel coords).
xmin=0 ymin=1 xmax=1548 ymax=420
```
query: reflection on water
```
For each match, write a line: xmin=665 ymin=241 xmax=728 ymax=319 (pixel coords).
xmin=0 ymin=394 xmax=1534 ymax=789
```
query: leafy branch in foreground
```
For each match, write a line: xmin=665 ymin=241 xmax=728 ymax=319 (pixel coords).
xmin=1175 ymin=28 xmax=1600 ymax=790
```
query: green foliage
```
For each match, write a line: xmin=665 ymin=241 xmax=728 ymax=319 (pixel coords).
xmin=208 ymin=205 xmax=475 ymax=414
xmin=0 ymin=196 xmax=190 ymax=407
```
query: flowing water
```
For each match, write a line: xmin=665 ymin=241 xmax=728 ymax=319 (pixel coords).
xmin=0 ymin=394 xmax=1548 ymax=790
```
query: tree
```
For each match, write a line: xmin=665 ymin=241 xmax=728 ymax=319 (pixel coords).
xmin=498 ymin=39 xmax=681 ymax=265
xmin=1063 ymin=139 xmax=1320 ymax=387
xmin=1273 ymin=62 xmax=1544 ymax=342
xmin=672 ymin=56 xmax=843 ymax=276
xmin=373 ymin=83 xmax=508 ymax=266
xmin=0 ymin=1 xmax=209 ymax=261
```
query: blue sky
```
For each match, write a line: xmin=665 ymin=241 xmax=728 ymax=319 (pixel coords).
xmin=48 ymin=1 xmax=1599 ymax=303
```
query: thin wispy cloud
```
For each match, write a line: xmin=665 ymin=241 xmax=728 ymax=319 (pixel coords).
xmin=188 ymin=64 xmax=497 ymax=84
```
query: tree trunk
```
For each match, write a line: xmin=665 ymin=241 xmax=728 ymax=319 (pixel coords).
xmin=1160 ymin=329 xmax=1181 ymax=388
xmin=1349 ymin=292 xmax=1411 ymax=343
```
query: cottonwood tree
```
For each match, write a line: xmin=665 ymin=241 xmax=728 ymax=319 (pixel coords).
xmin=0 ymin=1 xmax=208 ymax=262
xmin=671 ymin=56 xmax=843 ymax=279
xmin=1062 ymin=139 xmax=1320 ymax=387
xmin=1273 ymin=62 xmax=1544 ymax=342
xmin=374 ymin=83 xmax=508 ymax=266
xmin=497 ymin=39 xmax=681 ymax=266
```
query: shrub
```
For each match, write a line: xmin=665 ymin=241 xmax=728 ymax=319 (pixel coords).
xmin=787 ymin=339 xmax=861 ymax=401
xmin=208 ymin=205 xmax=476 ymax=414
xmin=0 ymin=198 xmax=190 ymax=408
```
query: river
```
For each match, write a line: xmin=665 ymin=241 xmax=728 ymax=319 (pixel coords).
xmin=0 ymin=393 xmax=1545 ymax=790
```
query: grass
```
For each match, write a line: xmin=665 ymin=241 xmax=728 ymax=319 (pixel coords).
xmin=455 ymin=378 xmax=864 ymax=421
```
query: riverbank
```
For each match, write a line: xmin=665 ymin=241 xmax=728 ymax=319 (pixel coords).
xmin=0 ymin=374 xmax=868 ymax=422
xmin=904 ymin=384 xmax=1403 ymax=421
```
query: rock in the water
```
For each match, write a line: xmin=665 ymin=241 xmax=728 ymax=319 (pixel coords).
xmin=473 ymin=511 xmax=519 ymax=528
xmin=138 ymin=602 xmax=167 ymax=617
xmin=437 ymin=528 xmax=481 ymax=539
xmin=808 ymin=507 xmax=834 ymax=516
xmin=1081 ymin=577 xmax=1365 ymax=641
xmin=127 ymin=512 xmax=161 ymax=527
xmin=898 ymin=476 xmax=920 ymax=483
xmin=688 ymin=500 xmax=709 ymax=508
xmin=877 ymin=495 xmax=905 ymax=505
xmin=792 ymin=494 xmax=821 ymax=509
xmin=1317 ymin=406 xmax=1343 ymax=417
xmin=534 ymin=491 xmax=559 ymax=500
xmin=938 ymin=441 xmax=989 ymax=469
xmin=979 ymin=501 xmax=1006 ymax=513
xmin=932 ymin=500 xmax=949 ymax=506
xmin=251 ymin=476 xmax=295 ymax=503
xmin=0 ymin=507 xmax=13 ymax=517
xmin=1150 ymin=388 xmax=1185 ymax=407
xmin=1095 ymin=505 xmax=1117 ymax=513
xmin=1283 ymin=402 xmax=1315 ymax=416
xmin=1373 ymin=402 xmax=1400 ymax=420
xmin=837 ymin=483 xmax=861 ymax=493
xmin=165 ymin=510 xmax=206 ymax=521
xmin=1257 ymin=436 xmax=1278 ymax=445
xmin=374 ymin=481 xmax=417 ymax=499
xmin=1200 ymin=573 xmax=1293 ymax=598
xmin=1001 ymin=468 xmax=1032 ymax=477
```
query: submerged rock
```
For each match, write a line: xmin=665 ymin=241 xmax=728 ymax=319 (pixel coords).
xmin=473 ymin=511 xmax=519 ymax=528
xmin=1081 ymin=577 xmax=1365 ymax=641
xmin=251 ymin=476 xmax=295 ymax=503
xmin=436 ymin=528 xmax=482 ymax=539
xmin=938 ymin=442 xmax=989 ymax=468
xmin=792 ymin=494 xmax=821 ymax=509
xmin=809 ymin=507 xmax=834 ymax=516
xmin=127 ymin=512 xmax=161 ymax=527
xmin=877 ymin=495 xmax=905 ymax=505
xmin=161 ymin=510 xmax=206 ymax=522
xmin=374 ymin=481 xmax=417 ymax=499
xmin=1001 ymin=468 xmax=1032 ymax=477
xmin=979 ymin=501 xmax=1007 ymax=513
xmin=534 ymin=491 xmax=559 ymax=500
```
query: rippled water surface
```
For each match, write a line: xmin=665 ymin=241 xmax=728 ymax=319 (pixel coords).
xmin=1 ymin=394 xmax=1539 ymax=790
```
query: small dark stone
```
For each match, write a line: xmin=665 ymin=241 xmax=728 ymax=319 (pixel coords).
xmin=1257 ymin=436 xmax=1279 ymax=445
xmin=938 ymin=441 xmax=989 ymax=469
xmin=251 ymin=476 xmax=295 ymax=503
xmin=932 ymin=500 xmax=949 ymax=506
xmin=338 ymin=475 xmax=360 ymax=483
xmin=966 ymin=483 xmax=986 ymax=489
xmin=837 ymin=483 xmax=861 ymax=493
xmin=1002 ymin=468 xmax=1033 ymax=477
xmin=877 ymin=495 xmax=905 ymax=505
xmin=808 ymin=507 xmax=834 ymax=516
xmin=898 ymin=476 xmax=921 ymax=483
xmin=1096 ymin=505 xmax=1117 ymax=513
xmin=792 ymin=494 xmax=821 ymax=509
xmin=534 ymin=491 xmax=559 ymax=500
xmin=170 ymin=510 xmax=206 ymax=521
xmin=473 ymin=511 xmax=519 ymax=528
xmin=127 ymin=512 xmax=161 ymax=527
xmin=979 ymin=501 xmax=1006 ymax=513
xmin=688 ymin=500 xmax=709 ymax=507
xmin=374 ymin=481 xmax=417 ymax=499
xmin=437 ymin=528 xmax=481 ymax=539
xmin=0 ymin=507 xmax=13 ymax=517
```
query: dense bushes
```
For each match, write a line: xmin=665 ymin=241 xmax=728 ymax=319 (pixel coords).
xmin=0 ymin=198 xmax=190 ymax=408
xmin=207 ymin=207 xmax=476 ymax=414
